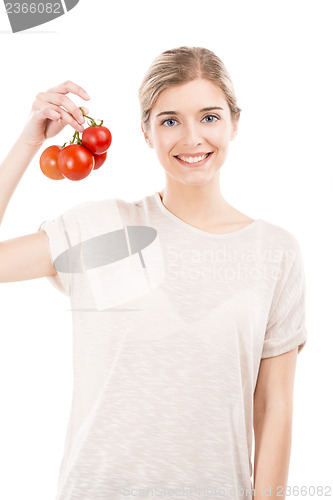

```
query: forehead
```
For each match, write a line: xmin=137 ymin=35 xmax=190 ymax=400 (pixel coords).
xmin=152 ymin=79 xmax=228 ymax=112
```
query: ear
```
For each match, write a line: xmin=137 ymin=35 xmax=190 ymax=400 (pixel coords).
xmin=230 ymin=113 xmax=240 ymax=141
xmin=141 ymin=122 xmax=153 ymax=148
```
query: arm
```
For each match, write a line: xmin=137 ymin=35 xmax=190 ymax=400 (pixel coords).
xmin=0 ymin=137 xmax=42 ymax=226
xmin=253 ymin=347 xmax=298 ymax=499
xmin=0 ymin=81 xmax=90 ymax=283
xmin=0 ymin=80 xmax=89 ymax=225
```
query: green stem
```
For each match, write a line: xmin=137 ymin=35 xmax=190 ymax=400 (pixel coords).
xmin=82 ymin=113 xmax=94 ymax=121
xmin=74 ymin=131 xmax=80 ymax=143
xmin=79 ymin=107 xmax=103 ymax=127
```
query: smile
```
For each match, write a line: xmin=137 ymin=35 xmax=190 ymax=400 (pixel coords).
xmin=174 ymin=152 xmax=213 ymax=167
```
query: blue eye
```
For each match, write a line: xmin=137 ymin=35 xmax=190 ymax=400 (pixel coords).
xmin=162 ymin=118 xmax=177 ymax=127
xmin=203 ymin=114 xmax=219 ymax=123
xmin=160 ymin=114 xmax=220 ymax=127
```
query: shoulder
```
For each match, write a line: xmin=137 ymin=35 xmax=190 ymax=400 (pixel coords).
xmin=70 ymin=192 xmax=153 ymax=218
xmin=64 ymin=197 xmax=131 ymax=221
xmin=258 ymin=219 xmax=305 ymax=274
xmin=61 ymin=196 xmax=146 ymax=235
xmin=259 ymin=219 xmax=302 ymax=250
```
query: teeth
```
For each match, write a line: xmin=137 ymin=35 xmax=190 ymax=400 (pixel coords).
xmin=178 ymin=153 xmax=209 ymax=163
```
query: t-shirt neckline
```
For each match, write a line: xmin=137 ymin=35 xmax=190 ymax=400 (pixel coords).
xmin=153 ymin=191 xmax=263 ymax=239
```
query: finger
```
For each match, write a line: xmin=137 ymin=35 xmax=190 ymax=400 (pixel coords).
xmin=46 ymin=80 xmax=90 ymax=101
xmin=36 ymin=92 xmax=85 ymax=126
xmin=36 ymin=107 xmax=61 ymax=122
xmin=55 ymin=107 xmax=86 ymax=132
xmin=32 ymin=97 xmax=84 ymax=130
xmin=34 ymin=102 xmax=84 ymax=132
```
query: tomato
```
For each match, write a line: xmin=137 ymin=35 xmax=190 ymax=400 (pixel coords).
xmin=58 ymin=145 xmax=95 ymax=181
xmin=82 ymin=126 xmax=112 ymax=155
xmin=39 ymin=145 xmax=65 ymax=180
xmin=93 ymin=151 xmax=107 ymax=170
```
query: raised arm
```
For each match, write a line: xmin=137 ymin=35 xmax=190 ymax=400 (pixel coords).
xmin=0 ymin=81 xmax=90 ymax=283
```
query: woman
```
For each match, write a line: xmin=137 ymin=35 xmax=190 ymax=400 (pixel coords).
xmin=0 ymin=46 xmax=307 ymax=500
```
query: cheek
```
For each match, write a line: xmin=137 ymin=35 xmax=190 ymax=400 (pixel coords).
xmin=210 ymin=127 xmax=227 ymax=146
xmin=154 ymin=131 xmax=175 ymax=153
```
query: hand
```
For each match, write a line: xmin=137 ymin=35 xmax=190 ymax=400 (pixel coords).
xmin=20 ymin=80 xmax=90 ymax=147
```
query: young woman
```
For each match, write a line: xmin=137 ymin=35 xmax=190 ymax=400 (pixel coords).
xmin=0 ymin=46 xmax=307 ymax=500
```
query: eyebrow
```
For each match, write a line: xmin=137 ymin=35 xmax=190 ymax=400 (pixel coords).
xmin=156 ymin=106 xmax=224 ymax=117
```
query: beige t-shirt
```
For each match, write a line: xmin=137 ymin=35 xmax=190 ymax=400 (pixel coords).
xmin=38 ymin=191 xmax=307 ymax=500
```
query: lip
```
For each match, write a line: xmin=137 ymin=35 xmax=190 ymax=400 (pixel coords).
xmin=175 ymin=152 xmax=211 ymax=158
xmin=174 ymin=152 xmax=213 ymax=167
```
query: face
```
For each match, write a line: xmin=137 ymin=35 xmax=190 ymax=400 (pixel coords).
xmin=142 ymin=78 xmax=239 ymax=187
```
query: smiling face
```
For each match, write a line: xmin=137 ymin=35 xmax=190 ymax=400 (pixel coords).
xmin=142 ymin=78 xmax=240 ymax=187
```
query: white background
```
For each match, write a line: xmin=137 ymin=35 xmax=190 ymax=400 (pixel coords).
xmin=0 ymin=0 xmax=332 ymax=498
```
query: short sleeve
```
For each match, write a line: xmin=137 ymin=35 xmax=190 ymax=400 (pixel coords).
xmin=38 ymin=203 xmax=86 ymax=297
xmin=261 ymin=237 xmax=308 ymax=359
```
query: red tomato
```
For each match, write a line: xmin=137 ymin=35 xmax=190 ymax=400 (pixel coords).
xmin=39 ymin=145 xmax=65 ymax=180
xmin=93 ymin=151 xmax=107 ymax=170
xmin=58 ymin=145 xmax=95 ymax=181
xmin=82 ymin=126 xmax=112 ymax=155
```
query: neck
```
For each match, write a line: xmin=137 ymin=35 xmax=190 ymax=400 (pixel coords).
xmin=158 ymin=180 xmax=234 ymax=227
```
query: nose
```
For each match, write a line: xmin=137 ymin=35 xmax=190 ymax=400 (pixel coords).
xmin=181 ymin=120 xmax=203 ymax=148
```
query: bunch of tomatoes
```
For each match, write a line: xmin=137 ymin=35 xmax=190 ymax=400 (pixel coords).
xmin=40 ymin=108 xmax=112 ymax=181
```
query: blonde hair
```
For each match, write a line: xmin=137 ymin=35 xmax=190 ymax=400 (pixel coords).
xmin=138 ymin=46 xmax=242 ymax=137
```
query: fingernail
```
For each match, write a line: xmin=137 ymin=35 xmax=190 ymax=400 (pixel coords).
xmin=84 ymin=92 xmax=90 ymax=99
